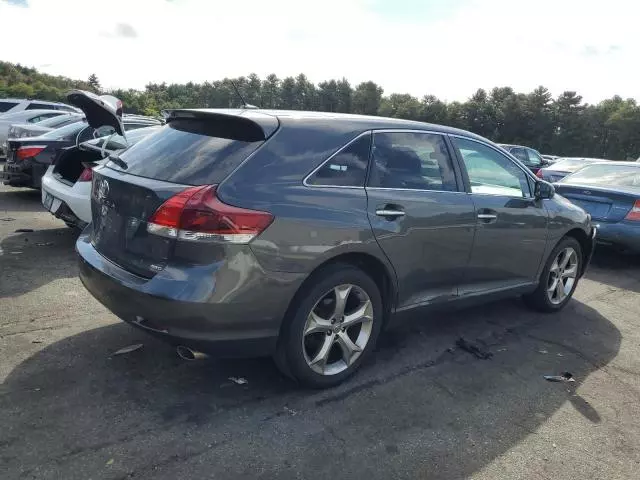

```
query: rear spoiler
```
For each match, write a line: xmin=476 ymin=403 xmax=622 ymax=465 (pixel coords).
xmin=162 ymin=109 xmax=279 ymax=142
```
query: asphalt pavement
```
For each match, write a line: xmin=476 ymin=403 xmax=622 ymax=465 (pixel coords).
xmin=1 ymin=181 xmax=640 ymax=480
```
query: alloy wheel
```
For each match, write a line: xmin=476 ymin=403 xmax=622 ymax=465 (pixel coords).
xmin=302 ymin=284 xmax=374 ymax=376
xmin=547 ymin=247 xmax=579 ymax=305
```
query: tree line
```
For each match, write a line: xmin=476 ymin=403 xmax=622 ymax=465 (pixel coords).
xmin=1 ymin=61 xmax=639 ymax=159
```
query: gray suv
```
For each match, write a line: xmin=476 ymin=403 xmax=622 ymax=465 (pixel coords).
xmin=77 ymin=109 xmax=596 ymax=388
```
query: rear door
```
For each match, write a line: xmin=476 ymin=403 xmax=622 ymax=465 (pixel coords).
xmin=450 ymin=136 xmax=548 ymax=294
xmin=365 ymin=130 xmax=475 ymax=309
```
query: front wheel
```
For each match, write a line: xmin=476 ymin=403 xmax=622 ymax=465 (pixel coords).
xmin=524 ymin=236 xmax=582 ymax=312
xmin=275 ymin=264 xmax=383 ymax=388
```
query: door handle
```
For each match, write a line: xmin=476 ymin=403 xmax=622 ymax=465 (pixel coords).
xmin=477 ymin=213 xmax=497 ymax=220
xmin=376 ymin=209 xmax=406 ymax=218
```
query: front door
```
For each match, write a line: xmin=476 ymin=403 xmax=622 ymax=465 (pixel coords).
xmin=450 ymin=136 xmax=548 ymax=295
xmin=366 ymin=131 xmax=476 ymax=310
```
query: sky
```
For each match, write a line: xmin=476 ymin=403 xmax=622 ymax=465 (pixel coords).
xmin=1 ymin=0 xmax=639 ymax=103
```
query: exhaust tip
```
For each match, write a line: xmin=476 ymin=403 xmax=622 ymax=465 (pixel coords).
xmin=176 ymin=345 xmax=207 ymax=361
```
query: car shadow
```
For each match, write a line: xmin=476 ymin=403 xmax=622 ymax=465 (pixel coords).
xmin=0 ymin=227 xmax=79 ymax=298
xmin=0 ymin=187 xmax=44 ymax=213
xmin=0 ymin=298 xmax=621 ymax=479
xmin=586 ymin=247 xmax=640 ymax=293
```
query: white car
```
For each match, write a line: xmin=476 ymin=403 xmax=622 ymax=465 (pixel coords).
xmin=41 ymin=90 xmax=161 ymax=228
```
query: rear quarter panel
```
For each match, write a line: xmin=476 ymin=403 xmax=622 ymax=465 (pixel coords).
xmin=218 ymin=122 xmax=395 ymax=276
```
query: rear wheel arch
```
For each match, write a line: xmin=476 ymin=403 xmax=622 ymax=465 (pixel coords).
xmin=564 ymin=228 xmax=591 ymax=276
xmin=280 ymin=252 xmax=396 ymax=337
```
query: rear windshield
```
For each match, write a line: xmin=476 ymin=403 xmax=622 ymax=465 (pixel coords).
xmin=40 ymin=121 xmax=87 ymax=139
xmin=561 ymin=164 xmax=640 ymax=187
xmin=112 ymin=120 xmax=264 ymax=185
xmin=0 ymin=101 xmax=19 ymax=112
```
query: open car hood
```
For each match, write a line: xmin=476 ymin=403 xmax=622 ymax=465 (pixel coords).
xmin=66 ymin=90 xmax=125 ymax=137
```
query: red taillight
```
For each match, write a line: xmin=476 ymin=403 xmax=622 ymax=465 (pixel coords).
xmin=78 ymin=167 xmax=93 ymax=182
xmin=147 ymin=185 xmax=273 ymax=244
xmin=625 ymin=200 xmax=640 ymax=221
xmin=17 ymin=146 xmax=46 ymax=161
xmin=535 ymin=169 xmax=544 ymax=178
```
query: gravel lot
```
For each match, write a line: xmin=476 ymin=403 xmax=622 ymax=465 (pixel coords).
xmin=2 ymin=180 xmax=640 ymax=480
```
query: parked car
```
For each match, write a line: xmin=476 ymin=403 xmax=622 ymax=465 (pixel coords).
xmin=536 ymin=157 xmax=606 ymax=182
xmin=42 ymin=126 xmax=161 ymax=228
xmin=75 ymin=91 xmax=596 ymax=388
xmin=0 ymin=109 xmax=68 ymax=158
xmin=1 ymin=110 xmax=163 ymax=188
xmin=0 ymin=98 xmax=80 ymax=116
xmin=7 ymin=112 xmax=83 ymax=139
xmin=554 ymin=162 xmax=640 ymax=252
xmin=498 ymin=144 xmax=548 ymax=173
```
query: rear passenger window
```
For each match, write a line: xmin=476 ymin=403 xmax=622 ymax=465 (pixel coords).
xmin=510 ymin=147 xmax=528 ymax=163
xmin=368 ymin=132 xmax=458 ymax=191
xmin=306 ymin=134 xmax=371 ymax=187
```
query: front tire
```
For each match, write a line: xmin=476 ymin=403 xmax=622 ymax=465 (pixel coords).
xmin=524 ymin=236 xmax=582 ymax=312
xmin=275 ymin=263 xmax=383 ymax=388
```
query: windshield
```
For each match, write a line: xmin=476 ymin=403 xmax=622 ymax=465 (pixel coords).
xmin=561 ymin=164 xmax=640 ymax=187
xmin=551 ymin=158 xmax=600 ymax=171
xmin=40 ymin=121 xmax=87 ymax=139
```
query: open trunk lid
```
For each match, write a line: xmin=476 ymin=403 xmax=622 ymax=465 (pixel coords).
xmin=67 ymin=90 xmax=125 ymax=137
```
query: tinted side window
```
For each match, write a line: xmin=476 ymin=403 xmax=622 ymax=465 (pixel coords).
xmin=26 ymin=103 xmax=53 ymax=110
xmin=368 ymin=132 xmax=458 ymax=191
xmin=526 ymin=148 xmax=543 ymax=166
xmin=510 ymin=147 xmax=528 ymax=163
xmin=77 ymin=127 xmax=95 ymax=143
xmin=307 ymin=134 xmax=371 ymax=187
xmin=0 ymin=101 xmax=19 ymax=112
xmin=452 ymin=137 xmax=531 ymax=198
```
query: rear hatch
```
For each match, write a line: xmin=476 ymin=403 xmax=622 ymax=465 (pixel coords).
xmin=555 ymin=184 xmax=638 ymax=222
xmin=89 ymin=111 xmax=279 ymax=278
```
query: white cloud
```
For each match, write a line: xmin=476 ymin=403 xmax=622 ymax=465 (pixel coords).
xmin=0 ymin=0 xmax=638 ymax=103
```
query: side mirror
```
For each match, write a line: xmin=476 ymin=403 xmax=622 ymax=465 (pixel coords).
xmin=535 ymin=180 xmax=555 ymax=200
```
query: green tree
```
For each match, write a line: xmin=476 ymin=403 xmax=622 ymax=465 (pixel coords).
xmin=352 ymin=81 xmax=383 ymax=115
xmin=88 ymin=73 xmax=101 ymax=93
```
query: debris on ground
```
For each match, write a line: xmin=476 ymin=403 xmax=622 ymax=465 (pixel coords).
xmin=106 ymin=458 xmax=114 ymax=466
xmin=228 ymin=377 xmax=248 ymax=385
xmin=455 ymin=337 xmax=493 ymax=360
xmin=10 ymin=251 xmax=23 ymax=254
xmin=111 ymin=343 xmax=143 ymax=356
xmin=15 ymin=228 xmax=34 ymax=233
xmin=544 ymin=372 xmax=575 ymax=383
xmin=284 ymin=406 xmax=298 ymax=416
xmin=31 ymin=340 xmax=43 ymax=344
xmin=539 ymin=349 xmax=548 ymax=354
xmin=35 ymin=242 xmax=54 ymax=247
xmin=496 ymin=347 xmax=508 ymax=352
xmin=0 ymin=217 xmax=16 ymax=222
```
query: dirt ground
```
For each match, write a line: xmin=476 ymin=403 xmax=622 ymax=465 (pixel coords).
xmin=2 ymin=180 xmax=640 ymax=480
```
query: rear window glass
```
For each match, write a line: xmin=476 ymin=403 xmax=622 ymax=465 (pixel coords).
xmin=40 ymin=121 xmax=88 ymax=139
xmin=561 ymin=164 xmax=640 ymax=187
xmin=0 ymin=101 xmax=19 ymax=112
xmin=113 ymin=120 xmax=264 ymax=185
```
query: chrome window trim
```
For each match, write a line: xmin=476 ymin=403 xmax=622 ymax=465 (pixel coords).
xmin=366 ymin=187 xmax=467 ymax=195
xmin=448 ymin=133 xmax=536 ymax=198
xmin=302 ymin=131 xmax=371 ymax=189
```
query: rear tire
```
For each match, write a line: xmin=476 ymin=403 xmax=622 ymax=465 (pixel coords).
xmin=275 ymin=263 xmax=383 ymax=388
xmin=524 ymin=236 xmax=582 ymax=312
